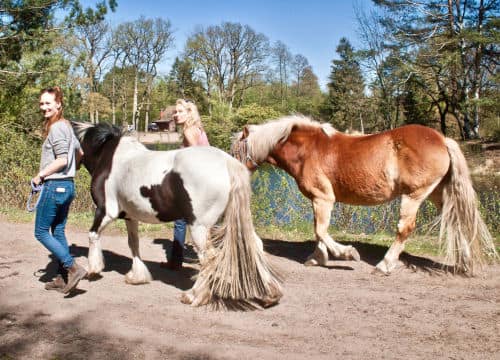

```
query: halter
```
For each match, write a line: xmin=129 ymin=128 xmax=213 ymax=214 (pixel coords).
xmin=232 ymin=138 xmax=259 ymax=168
xmin=27 ymin=180 xmax=44 ymax=212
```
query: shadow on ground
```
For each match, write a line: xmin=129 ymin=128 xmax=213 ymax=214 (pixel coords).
xmin=36 ymin=239 xmax=198 ymax=292
xmin=262 ymin=238 xmax=452 ymax=275
xmin=0 ymin=306 xmax=218 ymax=360
xmin=36 ymin=237 xmax=454 ymax=292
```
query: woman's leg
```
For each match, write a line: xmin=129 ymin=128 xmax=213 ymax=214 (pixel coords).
xmin=173 ymin=218 xmax=187 ymax=247
xmin=50 ymin=181 xmax=86 ymax=293
xmin=162 ymin=219 xmax=186 ymax=270
xmin=34 ymin=182 xmax=74 ymax=268
xmin=51 ymin=181 xmax=75 ymax=267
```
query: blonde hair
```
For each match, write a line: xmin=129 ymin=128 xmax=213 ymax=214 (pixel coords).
xmin=176 ymin=99 xmax=203 ymax=130
xmin=40 ymin=86 xmax=65 ymax=138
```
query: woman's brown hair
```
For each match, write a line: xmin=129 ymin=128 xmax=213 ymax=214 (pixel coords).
xmin=40 ymin=86 xmax=64 ymax=138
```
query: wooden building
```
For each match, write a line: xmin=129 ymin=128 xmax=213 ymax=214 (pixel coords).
xmin=154 ymin=105 xmax=177 ymax=132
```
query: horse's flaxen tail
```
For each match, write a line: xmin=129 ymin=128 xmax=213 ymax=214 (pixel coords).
xmin=198 ymin=158 xmax=282 ymax=309
xmin=440 ymin=138 xmax=498 ymax=274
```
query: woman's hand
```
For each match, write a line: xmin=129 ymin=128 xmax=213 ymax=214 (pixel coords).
xmin=32 ymin=174 xmax=44 ymax=186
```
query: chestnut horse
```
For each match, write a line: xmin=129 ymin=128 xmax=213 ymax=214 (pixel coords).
xmin=72 ymin=122 xmax=282 ymax=309
xmin=231 ymin=115 xmax=497 ymax=275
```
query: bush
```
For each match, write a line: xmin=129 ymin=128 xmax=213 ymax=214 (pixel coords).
xmin=232 ymin=104 xmax=282 ymax=127
xmin=202 ymin=102 xmax=234 ymax=152
xmin=0 ymin=125 xmax=93 ymax=212
xmin=0 ymin=125 xmax=41 ymax=208
xmin=203 ymin=102 xmax=284 ymax=152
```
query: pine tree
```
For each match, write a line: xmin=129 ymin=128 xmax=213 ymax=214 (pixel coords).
xmin=167 ymin=57 xmax=207 ymax=112
xmin=326 ymin=38 xmax=365 ymax=131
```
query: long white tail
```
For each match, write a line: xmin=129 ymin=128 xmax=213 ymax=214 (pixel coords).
xmin=197 ymin=158 xmax=282 ymax=309
xmin=440 ymin=138 xmax=498 ymax=274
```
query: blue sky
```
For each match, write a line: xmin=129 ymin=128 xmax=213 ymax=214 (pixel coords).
xmin=81 ymin=0 xmax=375 ymax=89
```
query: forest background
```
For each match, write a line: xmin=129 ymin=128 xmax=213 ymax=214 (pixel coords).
xmin=1 ymin=0 xmax=498 ymax=242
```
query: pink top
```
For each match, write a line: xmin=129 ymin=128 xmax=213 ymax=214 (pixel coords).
xmin=182 ymin=127 xmax=210 ymax=147
xmin=197 ymin=129 xmax=210 ymax=146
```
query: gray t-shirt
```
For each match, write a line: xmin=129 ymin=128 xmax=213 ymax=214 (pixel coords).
xmin=40 ymin=121 xmax=81 ymax=180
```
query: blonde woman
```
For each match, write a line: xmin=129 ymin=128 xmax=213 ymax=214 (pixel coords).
xmin=161 ymin=99 xmax=209 ymax=270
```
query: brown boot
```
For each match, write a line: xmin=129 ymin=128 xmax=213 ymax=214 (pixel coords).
xmin=59 ymin=261 xmax=87 ymax=294
xmin=160 ymin=260 xmax=182 ymax=270
xmin=160 ymin=241 xmax=183 ymax=270
xmin=45 ymin=274 xmax=66 ymax=291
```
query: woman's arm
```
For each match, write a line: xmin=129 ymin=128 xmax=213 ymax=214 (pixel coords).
xmin=183 ymin=126 xmax=201 ymax=147
xmin=76 ymin=148 xmax=84 ymax=170
xmin=32 ymin=157 xmax=68 ymax=185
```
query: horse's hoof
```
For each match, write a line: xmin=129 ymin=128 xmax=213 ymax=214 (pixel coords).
xmin=304 ymin=258 xmax=319 ymax=266
xmin=348 ymin=246 xmax=360 ymax=261
xmin=86 ymin=271 xmax=100 ymax=279
xmin=180 ymin=292 xmax=194 ymax=305
xmin=125 ymin=275 xmax=140 ymax=285
xmin=372 ymin=266 xmax=391 ymax=276
xmin=373 ymin=259 xmax=399 ymax=275
xmin=256 ymin=295 xmax=281 ymax=309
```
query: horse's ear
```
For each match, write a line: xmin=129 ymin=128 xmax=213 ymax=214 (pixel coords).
xmin=266 ymin=155 xmax=277 ymax=165
xmin=242 ymin=125 xmax=250 ymax=139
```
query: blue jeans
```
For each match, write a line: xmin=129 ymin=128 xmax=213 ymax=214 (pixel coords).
xmin=34 ymin=179 xmax=75 ymax=269
xmin=173 ymin=219 xmax=187 ymax=247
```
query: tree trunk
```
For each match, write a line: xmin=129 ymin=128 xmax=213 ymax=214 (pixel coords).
xmin=112 ymin=76 xmax=116 ymax=125
xmin=472 ymin=88 xmax=480 ymax=137
xmin=470 ymin=0 xmax=484 ymax=139
xmin=132 ymin=72 xmax=139 ymax=130
xmin=439 ymin=104 xmax=448 ymax=136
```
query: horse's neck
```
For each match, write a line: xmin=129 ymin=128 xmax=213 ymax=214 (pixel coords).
xmin=271 ymin=129 xmax=337 ymax=178
xmin=270 ymin=141 xmax=303 ymax=178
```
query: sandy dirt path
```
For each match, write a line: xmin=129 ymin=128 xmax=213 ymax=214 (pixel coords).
xmin=1 ymin=217 xmax=498 ymax=359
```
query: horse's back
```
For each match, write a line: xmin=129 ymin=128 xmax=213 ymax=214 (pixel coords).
xmin=387 ymin=125 xmax=450 ymax=184
xmin=112 ymin=145 xmax=234 ymax=225
xmin=324 ymin=125 xmax=450 ymax=204
xmin=172 ymin=146 xmax=233 ymax=185
xmin=171 ymin=146 xmax=235 ymax=222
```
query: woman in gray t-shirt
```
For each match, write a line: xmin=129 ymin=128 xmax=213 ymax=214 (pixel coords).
xmin=32 ymin=86 xmax=87 ymax=294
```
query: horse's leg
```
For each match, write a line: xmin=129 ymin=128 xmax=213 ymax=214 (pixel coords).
xmin=304 ymin=197 xmax=331 ymax=266
xmin=186 ymin=223 xmax=209 ymax=264
xmin=305 ymin=197 xmax=360 ymax=266
xmin=124 ymin=219 xmax=152 ymax=284
xmin=88 ymin=208 xmax=114 ymax=275
xmin=375 ymin=194 xmax=424 ymax=274
xmin=180 ymin=223 xmax=210 ymax=306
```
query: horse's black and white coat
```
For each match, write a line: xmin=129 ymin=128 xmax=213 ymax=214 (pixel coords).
xmin=73 ymin=122 xmax=282 ymax=308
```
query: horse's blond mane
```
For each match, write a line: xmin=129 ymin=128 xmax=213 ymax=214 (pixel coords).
xmin=246 ymin=115 xmax=335 ymax=163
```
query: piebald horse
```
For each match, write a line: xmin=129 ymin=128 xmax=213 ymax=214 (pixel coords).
xmin=231 ymin=115 xmax=497 ymax=275
xmin=73 ymin=122 xmax=282 ymax=309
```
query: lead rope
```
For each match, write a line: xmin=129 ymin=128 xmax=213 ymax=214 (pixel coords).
xmin=27 ymin=180 xmax=44 ymax=212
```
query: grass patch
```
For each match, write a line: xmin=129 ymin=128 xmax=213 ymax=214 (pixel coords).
xmin=0 ymin=207 xmax=173 ymax=239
